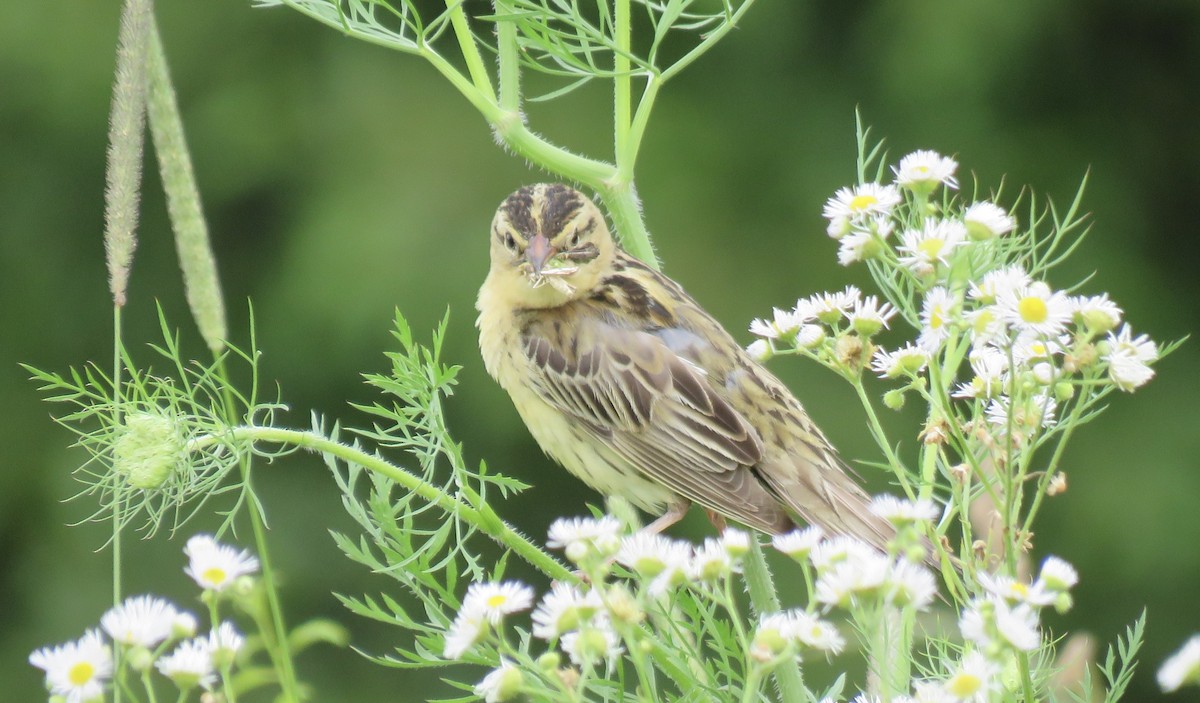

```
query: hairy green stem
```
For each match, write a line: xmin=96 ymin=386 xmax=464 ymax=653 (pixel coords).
xmin=494 ymin=1 xmax=520 ymax=112
xmin=194 ymin=426 xmax=574 ymax=582
xmin=444 ymin=0 xmax=496 ymax=103
xmin=112 ymin=306 xmax=125 ymax=703
xmin=742 ymin=539 xmax=804 ymax=703
xmin=614 ymin=0 xmax=632 ymax=162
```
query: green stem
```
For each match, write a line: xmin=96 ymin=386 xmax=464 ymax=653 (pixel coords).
xmin=140 ymin=668 xmax=159 ymax=703
xmin=112 ymin=305 xmax=125 ymax=703
xmin=852 ymin=378 xmax=915 ymax=498
xmin=1018 ymin=650 xmax=1037 ymax=703
xmin=444 ymin=0 xmax=496 ymax=103
xmin=613 ymin=0 xmax=632 ymax=163
xmin=191 ymin=426 xmax=574 ymax=582
xmin=741 ymin=539 xmax=804 ymax=703
xmin=214 ymin=358 xmax=301 ymax=703
xmin=596 ymin=185 xmax=659 ymax=269
xmin=493 ymin=1 xmax=520 ymax=112
xmin=620 ymin=78 xmax=661 ymax=181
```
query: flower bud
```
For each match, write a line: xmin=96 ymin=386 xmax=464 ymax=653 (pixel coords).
xmin=883 ymin=389 xmax=906 ymax=410
xmin=537 ymin=652 xmax=561 ymax=671
xmin=746 ymin=339 xmax=773 ymax=362
xmin=490 ymin=666 xmax=525 ymax=701
xmin=605 ymin=585 xmax=643 ymax=625
xmin=1054 ymin=592 xmax=1074 ymax=614
xmin=128 ymin=646 xmax=154 ymax=672
xmin=1054 ymin=382 xmax=1075 ymax=402
xmin=113 ymin=411 xmax=183 ymax=489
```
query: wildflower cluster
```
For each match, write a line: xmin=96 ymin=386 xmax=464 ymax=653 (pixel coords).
xmin=748 ymin=142 xmax=1169 ymax=570
xmin=440 ymin=516 xmax=847 ymax=702
xmin=29 ymin=535 xmax=256 ymax=702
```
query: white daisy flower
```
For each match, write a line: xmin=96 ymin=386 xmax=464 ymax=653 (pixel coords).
xmin=183 ymin=534 xmax=259 ymax=592
xmin=898 ymin=219 xmax=967 ymax=276
xmin=965 ymin=307 xmax=1006 ymax=348
xmin=746 ymin=339 xmax=772 ymax=362
xmin=156 ymin=637 xmax=215 ymax=691
xmin=837 ymin=216 xmax=893 ymax=265
xmin=443 ymin=607 xmax=487 ymax=660
xmin=885 ymin=560 xmax=938 ymax=610
xmin=968 ymin=265 xmax=1031 ymax=304
xmin=986 ymin=393 xmax=1058 ymax=433
xmin=847 ymin=295 xmax=897 ymax=337
xmin=1010 ymin=333 xmax=1068 ymax=366
xmin=750 ymin=612 xmax=794 ymax=661
xmin=475 ymin=658 xmax=524 ymax=703
xmin=561 ymin=622 xmax=623 ymax=666
xmin=532 ymin=582 xmax=601 ymax=640
xmin=918 ymin=286 xmax=958 ymax=351
xmin=802 ymin=285 xmax=862 ymax=325
xmin=1031 ymin=361 xmax=1056 ymax=385
xmin=691 ymin=538 xmax=736 ymax=582
xmin=823 ymin=183 xmax=903 ymax=223
xmin=827 ymin=215 xmax=851 ymax=240
xmin=952 ymin=348 xmax=1009 ymax=399
xmin=29 ymin=630 xmax=112 ymax=702
xmin=1158 ymin=635 xmax=1200 ymax=693
xmin=977 ymin=572 xmax=1056 ymax=607
xmin=808 ymin=535 xmax=880 ymax=571
xmin=789 ymin=610 xmax=846 ymax=654
xmin=894 ymin=150 xmax=959 ymax=193
xmin=546 ymin=515 xmax=623 ymax=561
xmin=960 ymin=597 xmax=1041 ymax=652
xmin=1037 ymin=555 xmax=1079 ymax=592
xmin=772 ymin=526 xmax=824 ymax=559
xmin=963 ymin=201 xmax=1016 ymax=240
xmin=872 ymin=343 xmax=931 ymax=379
xmin=998 ymin=282 xmax=1072 ymax=337
xmin=837 ymin=228 xmax=875 ymax=266
xmin=721 ymin=528 xmax=751 ymax=559
xmin=101 ymin=595 xmax=181 ymax=648
xmin=943 ymin=651 xmax=999 ymax=702
xmin=1071 ymin=293 xmax=1123 ymax=333
xmin=172 ymin=611 xmax=198 ymax=639
xmin=207 ymin=622 xmax=244 ymax=667
xmin=869 ymin=495 xmax=939 ymax=525
xmin=749 ymin=307 xmax=803 ymax=339
xmin=463 ymin=581 xmax=535 ymax=624
xmin=617 ymin=533 xmax=692 ymax=594
xmin=814 ymin=550 xmax=890 ymax=607
xmin=1104 ymin=324 xmax=1158 ymax=392
xmin=796 ymin=324 xmax=826 ymax=350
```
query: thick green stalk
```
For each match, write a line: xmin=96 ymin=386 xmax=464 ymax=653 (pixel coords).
xmin=444 ymin=0 xmax=497 ymax=102
xmin=742 ymin=539 xmax=805 ymax=703
xmin=192 ymin=426 xmax=574 ymax=582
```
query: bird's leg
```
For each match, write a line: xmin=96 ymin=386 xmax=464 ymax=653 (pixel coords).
xmin=704 ymin=509 xmax=728 ymax=534
xmin=641 ymin=500 xmax=691 ymax=535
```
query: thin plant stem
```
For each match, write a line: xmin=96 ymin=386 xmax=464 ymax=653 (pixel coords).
xmin=213 ymin=357 xmax=302 ymax=703
xmin=112 ymin=305 xmax=125 ymax=703
xmin=444 ymin=0 xmax=497 ymax=102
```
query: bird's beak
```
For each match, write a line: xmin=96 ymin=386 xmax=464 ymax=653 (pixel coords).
xmin=525 ymin=234 xmax=556 ymax=274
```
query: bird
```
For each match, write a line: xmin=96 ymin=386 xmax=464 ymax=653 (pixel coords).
xmin=476 ymin=183 xmax=893 ymax=548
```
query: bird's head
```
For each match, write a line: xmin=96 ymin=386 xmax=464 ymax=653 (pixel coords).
xmin=488 ymin=184 xmax=615 ymax=308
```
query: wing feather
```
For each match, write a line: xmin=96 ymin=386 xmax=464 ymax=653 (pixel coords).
xmin=520 ymin=315 xmax=788 ymax=531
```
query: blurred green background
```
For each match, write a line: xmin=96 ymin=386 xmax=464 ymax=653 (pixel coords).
xmin=3 ymin=1 xmax=1198 ymax=700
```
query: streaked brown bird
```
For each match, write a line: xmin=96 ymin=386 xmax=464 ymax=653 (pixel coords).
xmin=477 ymin=183 xmax=891 ymax=547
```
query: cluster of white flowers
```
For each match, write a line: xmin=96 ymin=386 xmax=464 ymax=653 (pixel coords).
xmin=443 ymin=518 xmax=768 ymax=701
xmin=29 ymin=535 xmax=254 ymax=701
xmin=749 ymin=149 xmax=1160 ymax=451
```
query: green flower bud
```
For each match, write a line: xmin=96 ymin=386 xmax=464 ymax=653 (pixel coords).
xmin=1054 ymin=382 xmax=1075 ymax=402
xmin=883 ymin=389 xmax=907 ymax=410
xmin=537 ymin=652 xmax=561 ymax=671
xmin=113 ymin=411 xmax=183 ymax=489
xmin=490 ymin=666 xmax=524 ymax=702
xmin=127 ymin=646 xmax=154 ymax=672
xmin=1054 ymin=592 xmax=1074 ymax=614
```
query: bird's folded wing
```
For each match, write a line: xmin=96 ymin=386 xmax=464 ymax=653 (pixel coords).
xmin=521 ymin=317 xmax=789 ymax=529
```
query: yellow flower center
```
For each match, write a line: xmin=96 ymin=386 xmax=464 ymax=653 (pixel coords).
xmin=202 ymin=567 xmax=228 ymax=586
xmin=918 ymin=238 xmax=945 ymax=260
xmin=947 ymin=672 xmax=983 ymax=697
xmin=486 ymin=594 xmax=509 ymax=609
xmin=848 ymin=194 xmax=878 ymax=211
xmin=68 ymin=661 xmax=95 ymax=686
xmin=930 ymin=307 xmax=946 ymax=330
xmin=1018 ymin=296 xmax=1048 ymax=323
xmin=1011 ymin=582 xmax=1030 ymax=598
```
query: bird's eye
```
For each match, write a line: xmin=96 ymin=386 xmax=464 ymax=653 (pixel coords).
xmin=569 ymin=229 xmax=581 ymax=248
xmin=504 ymin=233 xmax=516 ymax=250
